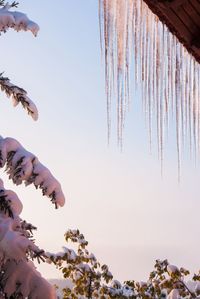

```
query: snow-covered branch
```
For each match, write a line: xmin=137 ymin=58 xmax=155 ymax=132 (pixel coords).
xmin=0 ymin=74 xmax=38 ymax=120
xmin=2 ymin=260 xmax=56 ymax=298
xmin=0 ymin=179 xmax=56 ymax=299
xmin=51 ymin=233 xmax=200 ymax=299
xmin=0 ymin=179 xmax=41 ymax=261
xmin=47 ymin=229 xmax=121 ymax=299
xmin=0 ymin=137 xmax=65 ymax=208
xmin=0 ymin=3 xmax=39 ymax=35
xmin=0 ymin=3 xmax=39 ymax=120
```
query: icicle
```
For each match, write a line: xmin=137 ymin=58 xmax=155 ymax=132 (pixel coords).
xmin=99 ymin=0 xmax=200 ymax=171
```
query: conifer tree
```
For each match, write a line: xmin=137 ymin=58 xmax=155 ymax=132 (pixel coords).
xmin=0 ymin=2 xmax=65 ymax=298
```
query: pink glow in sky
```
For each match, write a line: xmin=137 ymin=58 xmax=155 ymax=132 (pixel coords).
xmin=0 ymin=0 xmax=199 ymax=282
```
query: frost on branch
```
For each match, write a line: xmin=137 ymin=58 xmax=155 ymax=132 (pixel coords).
xmin=0 ymin=137 xmax=65 ymax=208
xmin=0 ymin=2 xmax=39 ymax=36
xmin=0 ymin=179 xmax=56 ymax=299
xmin=0 ymin=73 xmax=38 ymax=120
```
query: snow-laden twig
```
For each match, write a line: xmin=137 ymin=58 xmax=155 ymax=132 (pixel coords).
xmin=0 ymin=137 xmax=65 ymax=208
xmin=0 ymin=3 xmax=39 ymax=35
xmin=0 ymin=73 xmax=38 ymax=120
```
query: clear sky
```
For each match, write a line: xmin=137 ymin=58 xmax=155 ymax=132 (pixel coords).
xmin=1 ymin=0 xmax=200 ymax=282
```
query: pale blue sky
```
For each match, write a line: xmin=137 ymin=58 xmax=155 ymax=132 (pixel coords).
xmin=0 ymin=0 xmax=200 ymax=281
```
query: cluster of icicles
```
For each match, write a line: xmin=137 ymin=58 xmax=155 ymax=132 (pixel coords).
xmin=99 ymin=0 xmax=200 ymax=173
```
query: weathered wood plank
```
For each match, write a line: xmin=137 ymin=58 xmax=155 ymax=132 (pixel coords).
xmin=144 ymin=0 xmax=200 ymax=62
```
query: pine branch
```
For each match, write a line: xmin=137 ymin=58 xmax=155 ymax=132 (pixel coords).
xmin=0 ymin=73 xmax=38 ymax=121
xmin=10 ymin=1 xmax=19 ymax=8
xmin=0 ymin=4 xmax=39 ymax=36
xmin=0 ymin=189 xmax=13 ymax=218
xmin=0 ymin=1 xmax=19 ymax=8
xmin=0 ymin=179 xmax=21 ymax=218
xmin=20 ymin=220 xmax=37 ymax=235
xmin=28 ymin=248 xmax=46 ymax=264
xmin=0 ymin=137 xmax=65 ymax=208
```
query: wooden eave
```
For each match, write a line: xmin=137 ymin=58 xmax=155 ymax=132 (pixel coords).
xmin=143 ymin=0 xmax=200 ymax=63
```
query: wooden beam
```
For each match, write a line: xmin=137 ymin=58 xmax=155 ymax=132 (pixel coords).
xmin=144 ymin=0 xmax=200 ymax=62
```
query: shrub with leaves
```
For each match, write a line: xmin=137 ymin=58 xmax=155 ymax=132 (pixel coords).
xmin=48 ymin=231 xmax=200 ymax=299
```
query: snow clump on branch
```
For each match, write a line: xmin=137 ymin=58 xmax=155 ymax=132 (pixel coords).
xmin=0 ymin=179 xmax=56 ymax=298
xmin=0 ymin=74 xmax=38 ymax=121
xmin=0 ymin=3 xmax=39 ymax=36
xmin=0 ymin=137 xmax=65 ymax=208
